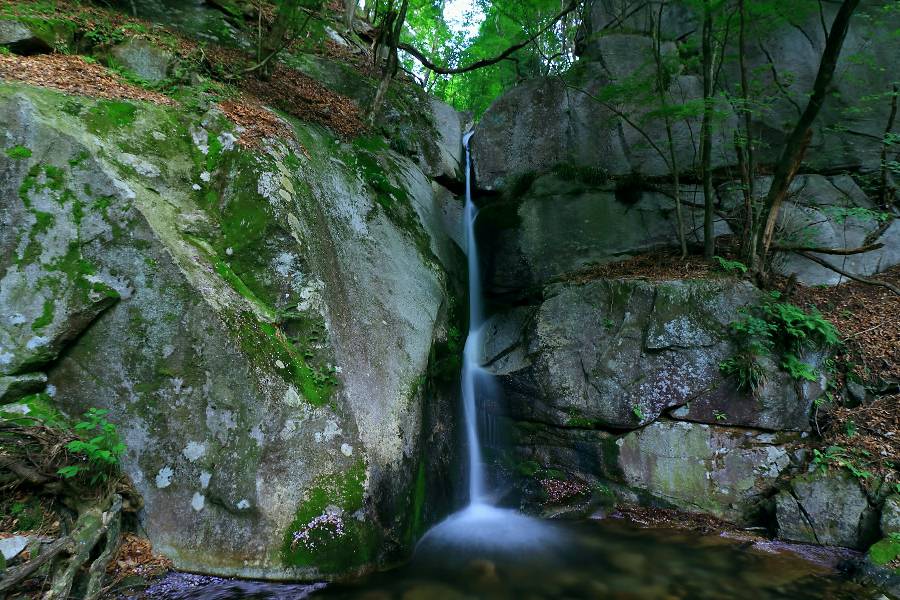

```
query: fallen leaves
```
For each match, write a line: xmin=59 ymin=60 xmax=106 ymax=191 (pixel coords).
xmin=561 ymin=250 xmax=719 ymax=284
xmin=0 ymin=54 xmax=176 ymax=106
xmin=240 ymin=64 xmax=364 ymax=139
xmin=796 ymin=265 xmax=900 ymax=385
xmin=218 ymin=95 xmax=297 ymax=148
xmin=107 ymin=533 xmax=172 ymax=586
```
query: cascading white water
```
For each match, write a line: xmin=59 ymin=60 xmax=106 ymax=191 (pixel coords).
xmin=461 ymin=130 xmax=487 ymax=505
xmin=414 ymin=133 xmax=562 ymax=559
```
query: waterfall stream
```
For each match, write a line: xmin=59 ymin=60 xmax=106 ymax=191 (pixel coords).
xmin=412 ymin=133 xmax=563 ymax=558
xmin=462 ymin=130 xmax=487 ymax=505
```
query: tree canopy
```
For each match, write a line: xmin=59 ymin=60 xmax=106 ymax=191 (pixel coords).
xmin=396 ymin=0 xmax=584 ymax=115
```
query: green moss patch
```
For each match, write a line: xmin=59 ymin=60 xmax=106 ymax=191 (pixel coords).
xmin=281 ymin=461 xmax=380 ymax=573
xmin=31 ymin=298 xmax=55 ymax=331
xmin=869 ymin=535 xmax=900 ymax=566
xmin=5 ymin=145 xmax=33 ymax=159
xmin=85 ymin=100 xmax=138 ymax=135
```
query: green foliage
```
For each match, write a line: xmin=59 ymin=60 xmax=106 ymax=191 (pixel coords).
xmin=58 ymin=408 xmax=126 ymax=484
xmin=1 ymin=497 xmax=47 ymax=532
xmin=405 ymin=0 xmax=580 ymax=116
xmin=5 ymin=145 xmax=33 ymax=160
xmin=812 ymin=445 xmax=873 ymax=480
xmin=721 ymin=293 xmax=840 ymax=394
xmin=821 ymin=205 xmax=891 ymax=224
xmin=720 ymin=351 xmax=768 ymax=392
xmin=714 ymin=256 xmax=748 ymax=275
xmin=781 ymin=353 xmax=819 ymax=382
xmin=868 ymin=534 xmax=900 ymax=567
xmin=632 ymin=405 xmax=645 ymax=421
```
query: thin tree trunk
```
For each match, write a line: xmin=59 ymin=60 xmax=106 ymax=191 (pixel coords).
xmin=701 ymin=0 xmax=716 ymax=260
xmin=755 ymin=0 xmax=861 ymax=276
xmin=344 ymin=0 xmax=356 ymax=32
xmin=653 ymin=2 xmax=687 ymax=258
xmin=737 ymin=0 xmax=756 ymax=260
xmin=879 ymin=84 xmax=899 ymax=208
xmin=368 ymin=0 xmax=409 ymax=122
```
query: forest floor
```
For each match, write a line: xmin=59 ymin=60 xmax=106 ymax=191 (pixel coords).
xmin=798 ymin=266 xmax=900 ymax=484
xmin=0 ymin=0 xmax=368 ymax=146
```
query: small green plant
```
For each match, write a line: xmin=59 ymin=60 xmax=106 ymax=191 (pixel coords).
xmin=632 ymin=405 xmax=645 ymax=421
xmin=721 ymin=293 xmax=840 ymax=394
xmin=714 ymin=410 xmax=727 ymax=422
xmin=57 ymin=408 xmax=125 ymax=484
xmin=714 ymin=256 xmax=749 ymax=275
xmin=812 ymin=446 xmax=873 ymax=480
xmin=602 ymin=318 xmax=614 ymax=330
xmin=781 ymin=353 xmax=819 ymax=382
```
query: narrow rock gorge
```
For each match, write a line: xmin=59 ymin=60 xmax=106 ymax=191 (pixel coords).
xmin=0 ymin=0 xmax=898 ymax=598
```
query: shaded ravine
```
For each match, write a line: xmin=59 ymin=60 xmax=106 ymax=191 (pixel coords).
xmin=411 ymin=132 xmax=562 ymax=559
xmin=139 ymin=135 xmax=883 ymax=600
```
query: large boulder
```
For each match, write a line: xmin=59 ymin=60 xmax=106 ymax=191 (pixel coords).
xmin=474 ymin=1 xmax=899 ymax=192
xmin=0 ymin=18 xmax=76 ymax=54
xmin=775 ymin=470 xmax=880 ymax=549
xmin=512 ymin=419 xmax=800 ymax=523
xmin=110 ymin=37 xmax=174 ymax=83
xmin=483 ymin=278 xmax=823 ymax=432
xmin=0 ymin=83 xmax=461 ymax=579
xmin=471 ymin=58 xmax=738 ymax=191
xmin=478 ymin=174 xmax=731 ymax=299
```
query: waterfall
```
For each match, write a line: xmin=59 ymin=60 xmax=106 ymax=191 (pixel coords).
xmin=414 ymin=133 xmax=561 ymax=559
xmin=461 ymin=130 xmax=487 ymax=505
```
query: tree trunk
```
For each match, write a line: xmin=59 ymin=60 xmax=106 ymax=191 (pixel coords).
xmin=754 ymin=0 xmax=861 ymax=276
xmin=367 ymin=0 xmax=409 ymax=123
xmin=879 ymin=84 xmax=899 ymax=209
xmin=344 ymin=0 xmax=356 ymax=32
xmin=700 ymin=0 xmax=716 ymax=260
xmin=653 ymin=2 xmax=687 ymax=258
xmin=737 ymin=0 xmax=756 ymax=261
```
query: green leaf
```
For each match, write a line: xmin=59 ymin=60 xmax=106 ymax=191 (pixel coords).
xmin=57 ymin=465 xmax=81 ymax=479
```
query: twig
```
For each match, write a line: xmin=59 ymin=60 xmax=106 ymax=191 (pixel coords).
xmin=796 ymin=251 xmax=900 ymax=295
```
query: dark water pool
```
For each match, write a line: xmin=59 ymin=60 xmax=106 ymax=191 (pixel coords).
xmin=145 ymin=517 xmax=880 ymax=600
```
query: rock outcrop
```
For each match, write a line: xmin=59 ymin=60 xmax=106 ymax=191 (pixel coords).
xmin=472 ymin=0 xmax=900 ymax=283
xmin=0 ymin=82 xmax=464 ymax=579
xmin=467 ymin=0 xmax=898 ymax=549
xmin=775 ymin=470 xmax=880 ymax=549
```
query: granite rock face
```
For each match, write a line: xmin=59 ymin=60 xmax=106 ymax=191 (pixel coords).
xmin=775 ymin=470 xmax=880 ymax=549
xmin=484 ymin=278 xmax=822 ymax=432
xmin=0 ymin=83 xmax=464 ymax=579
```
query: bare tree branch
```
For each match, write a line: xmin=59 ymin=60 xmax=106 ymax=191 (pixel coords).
xmin=398 ymin=0 xmax=577 ymax=75
xmin=774 ymin=243 xmax=884 ymax=255
xmin=796 ymin=251 xmax=900 ymax=295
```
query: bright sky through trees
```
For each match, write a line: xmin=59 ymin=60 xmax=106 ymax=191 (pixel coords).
xmin=443 ymin=0 xmax=484 ymax=40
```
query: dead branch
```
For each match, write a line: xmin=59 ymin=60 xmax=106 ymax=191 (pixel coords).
xmin=774 ymin=242 xmax=884 ymax=256
xmin=796 ymin=251 xmax=900 ymax=295
xmin=0 ymin=536 xmax=72 ymax=593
